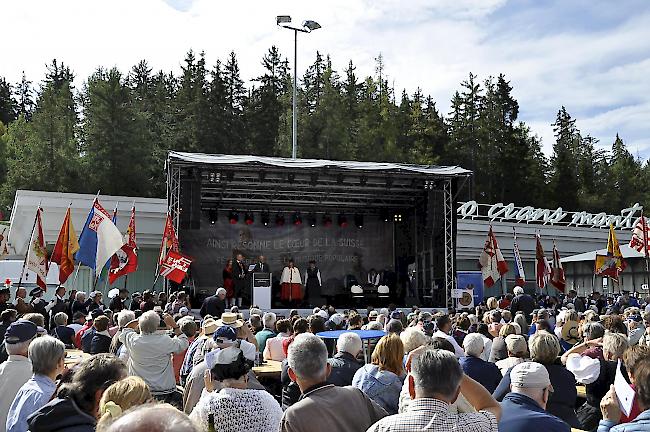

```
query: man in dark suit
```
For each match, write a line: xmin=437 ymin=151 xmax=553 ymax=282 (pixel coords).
xmin=47 ymin=285 xmax=68 ymax=329
xmin=200 ymin=287 xmax=226 ymax=318
xmin=232 ymin=253 xmax=248 ymax=307
xmin=252 ymin=255 xmax=270 ymax=274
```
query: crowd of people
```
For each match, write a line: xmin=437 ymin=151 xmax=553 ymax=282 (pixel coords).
xmin=1 ymin=282 xmax=650 ymax=431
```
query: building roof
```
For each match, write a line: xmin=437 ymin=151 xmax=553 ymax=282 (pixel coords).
xmin=7 ymin=190 xmax=167 ymax=256
xmin=561 ymin=244 xmax=645 ymax=263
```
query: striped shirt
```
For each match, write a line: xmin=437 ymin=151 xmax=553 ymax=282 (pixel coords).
xmin=367 ymin=398 xmax=498 ymax=432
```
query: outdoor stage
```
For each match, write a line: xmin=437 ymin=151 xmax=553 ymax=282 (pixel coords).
xmin=166 ymin=152 xmax=471 ymax=308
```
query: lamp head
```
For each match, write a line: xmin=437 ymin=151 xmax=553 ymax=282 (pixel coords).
xmin=276 ymin=15 xmax=292 ymax=25
xmin=303 ymin=20 xmax=321 ymax=31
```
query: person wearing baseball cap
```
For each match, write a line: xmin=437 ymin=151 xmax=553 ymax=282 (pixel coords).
xmin=0 ymin=320 xmax=40 ymax=428
xmin=499 ymin=362 xmax=569 ymax=432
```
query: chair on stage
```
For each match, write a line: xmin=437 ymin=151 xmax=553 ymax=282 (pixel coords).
xmin=378 ymin=285 xmax=390 ymax=300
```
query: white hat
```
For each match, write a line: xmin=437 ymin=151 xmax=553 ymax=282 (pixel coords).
xmin=330 ymin=313 xmax=344 ymax=326
xmin=513 ymin=286 xmax=524 ymax=295
xmin=316 ymin=310 xmax=329 ymax=320
xmin=511 ymin=362 xmax=551 ymax=388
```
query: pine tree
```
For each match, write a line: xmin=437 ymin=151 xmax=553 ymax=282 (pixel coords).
xmin=223 ymin=51 xmax=247 ymax=153
xmin=550 ymin=106 xmax=580 ymax=209
xmin=610 ymin=134 xmax=642 ymax=210
xmin=1 ymin=60 xmax=80 ymax=205
xmin=15 ymin=72 xmax=35 ymax=120
xmin=0 ymin=77 xmax=16 ymax=126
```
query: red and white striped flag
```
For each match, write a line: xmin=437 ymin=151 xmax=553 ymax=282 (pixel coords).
xmin=536 ymin=234 xmax=551 ymax=290
xmin=550 ymin=241 xmax=566 ymax=292
xmin=629 ymin=215 xmax=650 ymax=257
xmin=479 ymin=226 xmax=508 ymax=288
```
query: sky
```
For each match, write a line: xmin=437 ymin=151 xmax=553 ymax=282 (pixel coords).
xmin=3 ymin=0 xmax=650 ymax=158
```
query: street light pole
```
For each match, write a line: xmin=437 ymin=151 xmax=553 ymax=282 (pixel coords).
xmin=276 ymin=16 xmax=321 ymax=160
xmin=292 ymin=29 xmax=298 ymax=159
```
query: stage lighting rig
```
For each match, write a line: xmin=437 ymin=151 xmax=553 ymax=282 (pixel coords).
xmin=323 ymin=214 xmax=332 ymax=227
xmin=394 ymin=213 xmax=402 ymax=222
xmin=354 ymin=213 xmax=363 ymax=228
xmin=338 ymin=214 xmax=348 ymax=228
xmin=244 ymin=212 xmax=254 ymax=225
xmin=293 ymin=212 xmax=303 ymax=225
xmin=261 ymin=211 xmax=270 ymax=226
xmin=276 ymin=213 xmax=285 ymax=226
xmin=307 ymin=213 xmax=317 ymax=227
xmin=380 ymin=209 xmax=390 ymax=222
xmin=228 ymin=211 xmax=239 ymax=224
xmin=208 ymin=209 xmax=218 ymax=224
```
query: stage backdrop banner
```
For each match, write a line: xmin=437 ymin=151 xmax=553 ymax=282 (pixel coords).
xmin=180 ymin=216 xmax=395 ymax=293
xmin=457 ymin=271 xmax=484 ymax=306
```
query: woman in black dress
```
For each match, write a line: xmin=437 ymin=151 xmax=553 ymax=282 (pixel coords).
xmin=304 ymin=260 xmax=321 ymax=306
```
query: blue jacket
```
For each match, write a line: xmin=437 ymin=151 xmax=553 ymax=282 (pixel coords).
xmin=459 ymin=355 xmax=502 ymax=393
xmin=598 ymin=410 xmax=650 ymax=432
xmin=352 ymin=364 xmax=404 ymax=414
xmin=499 ymin=393 xmax=570 ymax=432
xmin=494 ymin=362 xmax=580 ymax=428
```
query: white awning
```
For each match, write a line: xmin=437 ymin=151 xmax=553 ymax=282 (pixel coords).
xmin=168 ymin=151 xmax=471 ymax=177
xmin=561 ymin=245 xmax=645 ymax=263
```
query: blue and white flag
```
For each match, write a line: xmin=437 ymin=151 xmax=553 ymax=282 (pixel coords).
xmin=75 ymin=200 xmax=124 ymax=273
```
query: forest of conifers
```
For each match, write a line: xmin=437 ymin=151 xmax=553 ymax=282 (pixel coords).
xmin=0 ymin=47 xmax=645 ymax=217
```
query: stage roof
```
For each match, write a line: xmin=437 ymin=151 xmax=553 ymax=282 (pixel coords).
xmin=561 ymin=245 xmax=645 ymax=263
xmin=167 ymin=152 xmax=471 ymax=213
xmin=168 ymin=152 xmax=472 ymax=177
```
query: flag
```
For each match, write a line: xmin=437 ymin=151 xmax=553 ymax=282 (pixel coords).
xmin=0 ymin=224 xmax=9 ymax=259
xmin=98 ymin=207 xmax=118 ymax=282
xmin=50 ymin=207 xmax=80 ymax=284
xmin=26 ymin=208 xmax=48 ymax=289
xmin=478 ymin=226 xmax=508 ymax=288
xmin=550 ymin=241 xmax=566 ymax=292
xmin=158 ymin=214 xmax=179 ymax=265
xmin=629 ymin=215 xmax=650 ymax=257
xmin=75 ymin=199 xmax=124 ymax=273
xmin=109 ymin=206 xmax=138 ymax=284
xmin=513 ymin=232 xmax=526 ymax=286
xmin=595 ymin=224 xmax=627 ymax=279
xmin=159 ymin=250 xmax=192 ymax=283
xmin=535 ymin=234 xmax=551 ymax=290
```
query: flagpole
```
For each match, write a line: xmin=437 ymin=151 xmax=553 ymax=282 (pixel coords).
xmin=70 ymin=262 xmax=82 ymax=291
xmin=16 ymin=206 xmax=40 ymax=290
xmin=642 ymin=210 xmax=650 ymax=295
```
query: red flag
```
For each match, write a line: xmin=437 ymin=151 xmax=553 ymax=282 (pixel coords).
xmin=159 ymin=250 xmax=192 ymax=283
xmin=26 ymin=208 xmax=49 ymax=289
xmin=158 ymin=214 xmax=179 ymax=265
xmin=550 ymin=241 xmax=566 ymax=292
xmin=536 ymin=234 xmax=551 ymax=289
xmin=478 ymin=226 xmax=508 ymax=288
xmin=50 ymin=207 xmax=80 ymax=284
xmin=109 ymin=206 xmax=138 ymax=284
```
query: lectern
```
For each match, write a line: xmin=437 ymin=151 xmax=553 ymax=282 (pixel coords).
xmin=252 ymin=272 xmax=272 ymax=309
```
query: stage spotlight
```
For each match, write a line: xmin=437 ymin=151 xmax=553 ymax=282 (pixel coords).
xmin=293 ymin=212 xmax=303 ymax=225
xmin=354 ymin=213 xmax=363 ymax=228
xmin=307 ymin=213 xmax=317 ymax=227
xmin=276 ymin=213 xmax=285 ymax=226
xmin=323 ymin=214 xmax=332 ymax=227
xmin=208 ymin=209 xmax=218 ymax=225
xmin=394 ymin=213 xmax=402 ymax=222
xmin=228 ymin=211 xmax=239 ymax=224
xmin=385 ymin=177 xmax=393 ymax=188
xmin=380 ymin=209 xmax=390 ymax=222
xmin=226 ymin=172 xmax=235 ymax=181
xmin=259 ymin=171 xmax=266 ymax=182
xmin=261 ymin=211 xmax=270 ymax=227
xmin=244 ymin=212 xmax=254 ymax=225
xmin=310 ymin=172 xmax=319 ymax=186
xmin=338 ymin=214 xmax=348 ymax=228
xmin=288 ymin=173 xmax=295 ymax=183
xmin=336 ymin=173 xmax=344 ymax=184
xmin=359 ymin=176 xmax=368 ymax=186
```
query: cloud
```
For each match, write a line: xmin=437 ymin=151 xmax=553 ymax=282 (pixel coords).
xmin=2 ymin=0 xmax=649 ymax=160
